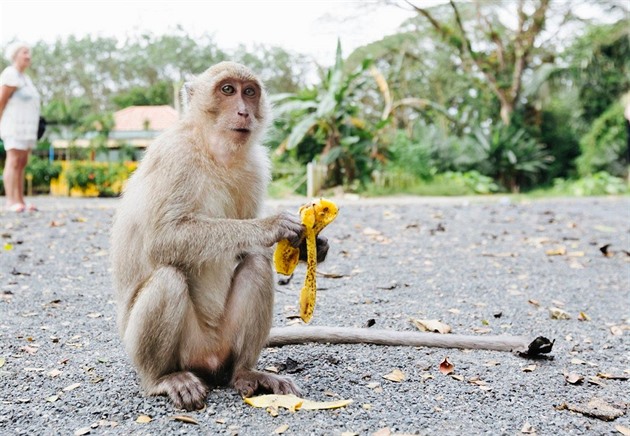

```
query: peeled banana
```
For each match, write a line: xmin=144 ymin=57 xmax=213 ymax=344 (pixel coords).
xmin=273 ymin=198 xmax=338 ymax=323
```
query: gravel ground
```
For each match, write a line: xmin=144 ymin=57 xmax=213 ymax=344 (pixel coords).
xmin=0 ymin=195 xmax=629 ymax=436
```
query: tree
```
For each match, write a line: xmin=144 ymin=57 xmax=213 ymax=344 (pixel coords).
xmin=398 ymin=0 xmax=552 ymax=125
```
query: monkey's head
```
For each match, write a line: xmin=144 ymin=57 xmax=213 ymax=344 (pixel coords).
xmin=181 ymin=62 xmax=271 ymax=146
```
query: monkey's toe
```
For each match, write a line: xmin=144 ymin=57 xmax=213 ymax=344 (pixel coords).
xmin=152 ymin=371 xmax=208 ymax=410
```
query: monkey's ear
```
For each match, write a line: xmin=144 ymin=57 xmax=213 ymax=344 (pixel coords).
xmin=180 ymin=82 xmax=194 ymax=113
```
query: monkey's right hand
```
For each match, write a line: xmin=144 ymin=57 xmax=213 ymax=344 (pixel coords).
xmin=263 ymin=212 xmax=304 ymax=247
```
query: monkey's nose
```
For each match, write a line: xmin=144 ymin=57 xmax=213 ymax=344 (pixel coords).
xmin=238 ymin=111 xmax=249 ymax=118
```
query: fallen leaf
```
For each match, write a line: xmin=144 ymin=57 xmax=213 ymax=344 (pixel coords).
xmin=564 ymin=372 xmax=584 ymax=384
xmin=136 ymin=415 xmax=152 ymax=424
xmin=87 ymin=313 xmax=102 ymax=318
xmin=578 ymin=312 xmax=591 ymax=321
xmin=63 ymin=383 xmax=81 ymax=392
xmin=522 ymin=364 xmax=537 ymax=372
xmin=521 ymin=422 xmax=536 ymax=434
xmin=20 ymin=345 xmax=38 ymax=355
xmin=274 ymin=424 xmax=289 ymax=434
xmin=600 ymin=244 xmax=613 ymax=257
xmin=74 ymin=427 xmax=91 ymax=436
xmin=170 ymin=415 xmax=198 ymax=425
xmin=616 ymin=425 xmax=630 ymax=435
xmin=244 ymin=394 xmax=351 ymax=413
xmin=546 ymin=246 xmax=566 ymax=256
xmin=0 ymin=357 xmax=5 ymax=368
xmin=596 ymin=372 xmax=629 ymax=381
xmin=528 ymin=299 xmax=540 ymax=307
xmin=3 ymin=243 xmax=13 ymax=251
xmin=382 ymin=369 xmax=406 ymax=382
xmin=265 ymin=366 xmax=279 ymax=374
xmin=557 ymin=398 xmax=625 ymax=421
xmin=610 ymin=326 xmax=624 ymax=336
xmin=549 ymin=307 xmax=571 ymax=320
xmin=439 ymin=357 xmax=454 ymax=375
xmin=46 ymin=395 xmax=59 ymax=402
xmin=48 ymin=369 xmax=62 ymax=378
xmin=450 ymin=374 xmax=465 ymax=381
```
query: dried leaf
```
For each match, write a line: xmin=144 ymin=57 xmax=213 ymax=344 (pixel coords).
xmin=244 ymin=394 xmax=351 ymax=412
xmin=521 ymin=422 xmax=536 ymax=434
xmin=578 ymin=312 xmax=591 ymax=321
xmin=46 ymin=395 xmax=59 ymax=402
xmin=274 ymin=424 xmax=289 ymax=434
xmin=382 ymin=369 xmax=406 ymax=382
xmin=3 ymin=243 xmax=13 ymax=251
xmin=74 ymin=427 xmax=91 ymax=436
xmin=20 ymin=345 xmax=38 ymax=354
xmin=136 ymin=415 xmax=152 ymax=423
xmin=48 ymin=369 xmax=62 ymax=378
xmin=596 ymin=372 xmax=629 ymax=381
xmin=522 ymin=365 xmax=537 ymax=372
xmin=0 ymin=357 xmax=5 ymax=368
xmin=170 ymin=415 xmax=198 ymax=425
xmin=558 ymin=398 xmax=625 ymax=421
xmin=63 ymin=383 xmax=81 ymax=391
xmin=450 ymin=374 xmax=465 ymax=381
xmin=564 ymin=372 xmax=584 ymax=384
xmin=546 ymin=246 xmax=566 ymax=256
xmin=439 ymin=357 xmax=454 ymax=375
xmin=87 ymin=313 xmax=102 ymax=318
xmin=610 ymin=326 xmax=624 ymax=336
xmin=549 ymin=307 xmax=571 ymax=320
xmin=616 ymin=425 xmax=630 ymax=435
xmin=528 ymin=299 xmax=540 ymax=307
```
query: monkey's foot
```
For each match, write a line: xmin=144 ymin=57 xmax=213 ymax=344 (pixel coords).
xmin=232 ymin=369 xmax=300 ymax=398
xmin=149 ymin=371 xmax=208 ymax=411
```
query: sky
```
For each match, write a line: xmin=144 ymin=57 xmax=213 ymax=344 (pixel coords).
xmin=0 ymin=0 xmax=423 ymax=65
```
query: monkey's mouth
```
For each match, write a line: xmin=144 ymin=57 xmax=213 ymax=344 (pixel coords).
xmin=231 ymin=128 xmax=251 ymax=133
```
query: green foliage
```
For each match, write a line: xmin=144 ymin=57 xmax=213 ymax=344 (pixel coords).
xmin=551 ymin=172 xmax=628 ymax=196
xmin=576 ymin=103 xmax=627 ymax=177
xmin=112 ymin=81 xmax=173 ymax=108
xmin=65 ymin=161 xmax=134 ymax=197
xmin=366 ymin=170 xmax=498 ymax=197
xmin=473 ymin=123 xmax=552 ymax=192
xmin=25 ymin=156 xmax=62 ymax=192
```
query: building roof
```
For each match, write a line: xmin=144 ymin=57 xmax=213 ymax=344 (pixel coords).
xmin=113 ymin=105 xmax=179 ymax=131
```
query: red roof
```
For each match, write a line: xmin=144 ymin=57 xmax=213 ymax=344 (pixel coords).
xmin=113 ymin=105 xmax=178 ymax=131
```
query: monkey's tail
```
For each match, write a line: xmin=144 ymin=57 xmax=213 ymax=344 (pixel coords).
xmin=267 ymin=326 xmax=530 ymax=353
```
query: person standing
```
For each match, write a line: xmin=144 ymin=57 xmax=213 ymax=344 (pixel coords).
xmin=0 ymin=42 xmax=41 ymax=212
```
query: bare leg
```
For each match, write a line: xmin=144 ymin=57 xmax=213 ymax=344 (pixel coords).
xmin=123 ymin=266 xmax=208 ymax=410
xmin=3 ymin=149 xmax=27 ymax=208
xmin=17 ymin=150 xmax=29 ymax=206
xmin=221 ymin=250 xmax=300 ymax=397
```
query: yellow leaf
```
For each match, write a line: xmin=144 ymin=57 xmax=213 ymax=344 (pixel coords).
xmin=136 ymin=415 xmax=152 ymax=424
xmin=244 ymin=394 xmax=352 ymax=412
xmin=300 ymin=398 xmax=353 ymax=410
xmin=578 ymin=311 xmax=590 ymax=321
xmin=244 ymin=394 xmax=303 ymax=412
xmin=549 ymin=307 xmax=571 ymax=320
xmin=0 ymin=357 xmax=5 ymax=368
xmin=382 ymin=369 xmax=406 ymax=382
xmin=3 ymin=243 xmax=13 ymax=251
xmin=170 ymin=415 xmax=198 ymax=425
xmin=546 ymin=246 xmax=566 ymax=256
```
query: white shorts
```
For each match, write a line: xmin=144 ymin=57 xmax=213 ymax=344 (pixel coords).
xmin=2 ymin=137 xmax=36 ymax=151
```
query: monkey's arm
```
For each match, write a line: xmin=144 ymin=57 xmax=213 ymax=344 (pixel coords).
xmin=149 ymin=213 xmax=302 ymax=266
xmin=266 ymin=326 xmax=534 ymax=353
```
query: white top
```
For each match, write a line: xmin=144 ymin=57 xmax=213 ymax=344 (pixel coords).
xmin=0 ymin=65 xmax=41 ymax=141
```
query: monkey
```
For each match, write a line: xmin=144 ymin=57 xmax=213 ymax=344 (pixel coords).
xmin=111 ymin=62 xmax=550 ymax=412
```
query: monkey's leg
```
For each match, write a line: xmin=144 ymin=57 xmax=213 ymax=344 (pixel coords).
xmin=220 ymin=251 xmax=300 ymax=397
xmin=124 ymin=266 xmax=208 ymax=410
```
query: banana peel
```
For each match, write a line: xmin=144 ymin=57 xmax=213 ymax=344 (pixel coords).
xmin=273 ymin=198 xmax=338 ymax=323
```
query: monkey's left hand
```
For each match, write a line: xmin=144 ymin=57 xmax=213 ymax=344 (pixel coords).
xmin=299 ymin=235 xmax=329 ymax=263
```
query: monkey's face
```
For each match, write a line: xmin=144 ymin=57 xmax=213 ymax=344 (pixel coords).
xmin=213 ymin=79 xmax=263 ymax=141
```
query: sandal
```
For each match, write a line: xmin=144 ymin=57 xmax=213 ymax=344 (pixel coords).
xmin=7 ymin=203 xmax=26 ymax=212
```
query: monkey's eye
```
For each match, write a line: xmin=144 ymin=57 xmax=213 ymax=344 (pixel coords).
xmin=244 ymin=87 xmax=256 ymax=97
xmin=221 ymin=84 xmax=236 ymax=95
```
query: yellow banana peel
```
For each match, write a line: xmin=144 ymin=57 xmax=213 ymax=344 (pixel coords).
xmin=273 ymin=198 xmax=338 ymax=323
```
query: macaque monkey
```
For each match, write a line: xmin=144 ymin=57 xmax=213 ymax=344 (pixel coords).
xmin=111 ymin=62 xmax=550 ymax=412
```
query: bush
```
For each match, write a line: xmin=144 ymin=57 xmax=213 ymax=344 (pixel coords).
xmin=65 ymin=161 xmax=135 ymax=197
xmin=551 ymin=172 xmax=628 ymax=196
xmin=25 ymin=156 xmax=62 ymax=193
xmin=576 ymin=103 xmax=627 ymax=177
